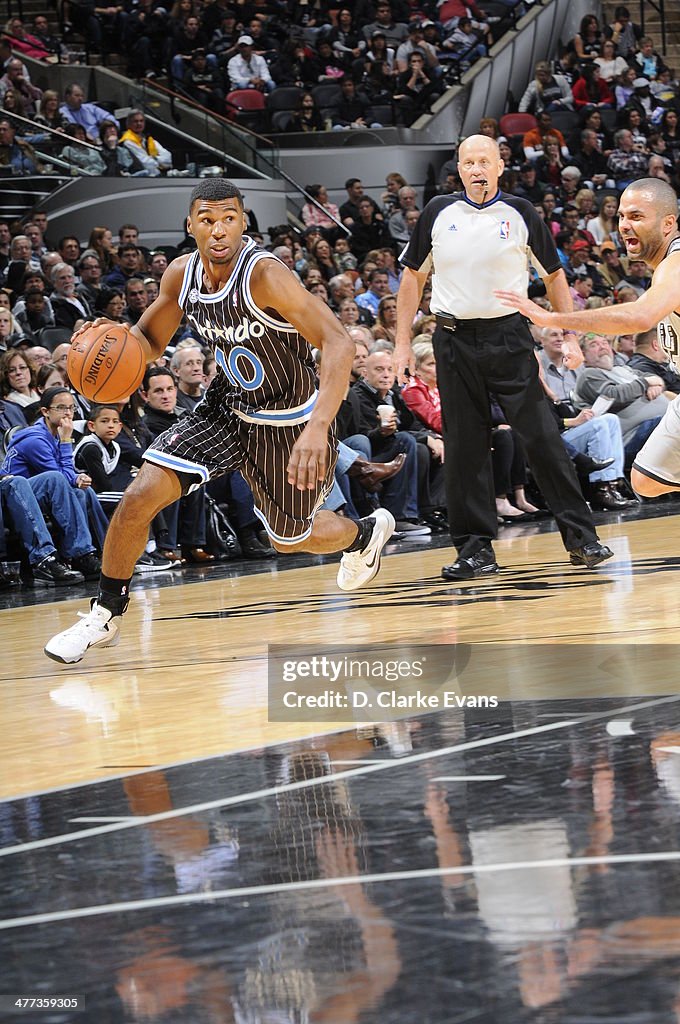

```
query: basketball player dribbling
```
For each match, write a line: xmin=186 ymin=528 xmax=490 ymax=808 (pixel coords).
xmin=45 ymin=180 xmax=395 ymax=664
xmin=495 ymin=177 xmax=680 ymax=499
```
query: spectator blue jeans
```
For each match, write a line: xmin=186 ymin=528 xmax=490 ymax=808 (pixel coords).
xmin=562 ymin=413 xmax=625 ymax=481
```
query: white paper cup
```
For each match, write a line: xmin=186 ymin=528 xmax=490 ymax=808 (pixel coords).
xmin=377 ymin=404 xmax=394 ymax=426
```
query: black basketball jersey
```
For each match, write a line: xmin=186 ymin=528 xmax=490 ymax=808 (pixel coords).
xmin=178 ymin=237 xmax=318 ymax=425
xmin=656 ymin=236 xmax=680 ymax=363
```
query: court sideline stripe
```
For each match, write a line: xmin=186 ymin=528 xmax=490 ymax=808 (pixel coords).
xmin=1 ymin=694 xmax=677 ymax=860
xmin=2 ymin=851 xmax=680 ymax=932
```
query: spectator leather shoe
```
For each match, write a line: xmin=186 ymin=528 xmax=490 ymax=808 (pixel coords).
xmin=590 ymin=482 xmax=637 ymax=511
xmin=569 ymin=541 xmax=614 ymax=568
xmin=347 ymin=453 xmax=407 ymax=492
xmin=573 ymin=454 xmax=615 ymax=475
xmin=441 ymin=547 xmax=500 ymax=580
xmin=182 ymin=547 xmax=215 ymax=564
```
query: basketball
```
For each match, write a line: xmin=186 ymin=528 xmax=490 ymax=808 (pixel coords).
xmin=67 ymin=323 xmax=148 ymax=403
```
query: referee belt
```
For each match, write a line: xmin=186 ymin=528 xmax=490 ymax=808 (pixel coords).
xmin=434 ymin=312 xmax=520 ymax=332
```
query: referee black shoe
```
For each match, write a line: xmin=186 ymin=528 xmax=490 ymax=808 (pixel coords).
xmin=569 ymin=541 xmax=614 ymax=569
xmin=441 ymin=547 xmax=499 ymax=581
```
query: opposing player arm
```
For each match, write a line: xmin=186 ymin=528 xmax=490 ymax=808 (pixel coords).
xmin=250 ymin=259 xmax=354 ymax=490
xmin=495 ymin=253 xmax=680 ymax=335
xmin=132 ymin=258 xmax=188 ymax=361
xmin=395 ymin=265 xmax=429 ymax=384
xmin=542 ymin=267 xmax=583 ymax=367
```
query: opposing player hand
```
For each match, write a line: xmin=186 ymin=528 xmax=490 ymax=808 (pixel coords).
xmin=287 ymin=422 xmax=328 ymax=491
xmin=562 ymin=338 xmax=584 ymax=369
xmin=394 ymin=343 xmax=415 ymax=387
xmin=493 ymin=291 xmax=552 ymax=326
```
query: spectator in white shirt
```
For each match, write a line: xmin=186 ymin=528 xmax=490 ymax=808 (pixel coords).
xmin=227 ymin=36 xmax=275 ymax=93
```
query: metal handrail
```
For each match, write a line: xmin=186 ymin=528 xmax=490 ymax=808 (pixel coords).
xmin=0 ymin=108 xmax=102 ymax=150
xmin=135 ymin=81 xmax=350 ymax=235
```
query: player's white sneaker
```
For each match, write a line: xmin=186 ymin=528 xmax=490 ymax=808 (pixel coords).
xmin=337 ymin=509 xmax=395 ymax=591
xmin=44 ymin=600 xmax=120 ymax=664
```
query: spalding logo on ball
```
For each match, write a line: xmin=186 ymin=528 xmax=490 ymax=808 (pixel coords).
xmin=68 ymin=324 xmax=147 ymax=403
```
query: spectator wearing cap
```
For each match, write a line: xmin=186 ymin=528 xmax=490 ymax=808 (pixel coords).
xmin=395 ymin=22 xmax=441 ymax=75
xmin=514 ymin=162 xmax=545 ymax=203
xmin=607 ymin=128 xmax=649 ymax=189
xmin=622 ymin=257 xmax=652 ymax=296
xmin=362 ymin=30 xmax=396 ymax=75
xmin=566 ymin=238 xmax=606 ymax=293
xmin=227 ymin=35 xmax=275 ymax=92
xmin=625 ymin=77 xmax=656 ymax=124
xmin=184 ymin=49 xmax=225 ymax=112
xmin=421 ymin=19 xmax=442 ymax=48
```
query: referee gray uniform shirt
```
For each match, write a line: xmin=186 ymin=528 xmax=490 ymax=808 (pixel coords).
xmin=400 ymin=189 xmax=598 ymax=558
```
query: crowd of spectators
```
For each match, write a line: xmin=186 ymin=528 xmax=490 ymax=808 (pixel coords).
xmin=0 ymin=0 xmax=522 ymax=142
xmin=1 ymin=6 xmax=679 ymax=588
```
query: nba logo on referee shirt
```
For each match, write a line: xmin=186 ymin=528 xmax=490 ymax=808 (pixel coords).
xmin=499 ymin=221 xmax=511 ymax=239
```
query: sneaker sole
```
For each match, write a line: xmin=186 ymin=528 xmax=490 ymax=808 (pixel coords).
xmin=441 ymin=563 xmax=500 ymax=581
xmin=337 ymin=510 xmax=396 ymax=591
xmin=134 ymin=562 xmax=174 ymax=573
xmin=44 ymin=628 xmax=119 ymax=665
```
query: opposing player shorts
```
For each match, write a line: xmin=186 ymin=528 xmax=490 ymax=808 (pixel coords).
xmin=633 ymin=394 xmax=680 ymax=488
xmin=144 ymin=402 xmax=338 ymax=545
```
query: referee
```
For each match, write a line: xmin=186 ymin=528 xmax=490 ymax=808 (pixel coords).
xmin=395 ymin=134 xmax=613 ymax=579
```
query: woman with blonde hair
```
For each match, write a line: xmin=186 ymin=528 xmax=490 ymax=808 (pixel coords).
xmin=411 ymin=313 xmax=436 ymax=337
xmin=574 ymin=187 xmax=597 ymax=227
xmin=585 ymin=193 xmax=619 ymax=246
xmin=35 ymin=89 xmax=66 ymax=131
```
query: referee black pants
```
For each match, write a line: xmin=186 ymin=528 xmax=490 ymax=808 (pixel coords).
xmin=432 ymin=314 xmax=598 ymax=557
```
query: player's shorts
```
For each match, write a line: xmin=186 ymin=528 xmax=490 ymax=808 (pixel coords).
xmin=632 ymin=394 xmax=680 ymax=488
xmin=144 ymin=403 xmax=338 ymax=545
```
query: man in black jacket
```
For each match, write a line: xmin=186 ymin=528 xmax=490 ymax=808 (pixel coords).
xmin=628 ymin=327 xmax=680 ymax=394
xmin=351 ymin=349 xmax=435 ymax=534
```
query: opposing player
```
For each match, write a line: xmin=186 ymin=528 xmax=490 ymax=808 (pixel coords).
xmin=45 ymin=180 xmax=394 ymax=664
xmin=495 ymin=177 xmax=680 ymax=499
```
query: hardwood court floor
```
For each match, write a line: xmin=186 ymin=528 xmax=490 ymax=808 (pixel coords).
xmin=3 ymin=509 xmax=679 ymax=801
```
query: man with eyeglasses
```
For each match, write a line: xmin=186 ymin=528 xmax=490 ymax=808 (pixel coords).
xmin=76 ymin=252 xmax=102 ymax=309
xmin=1 ymin=386 xmax=108 ymax=577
